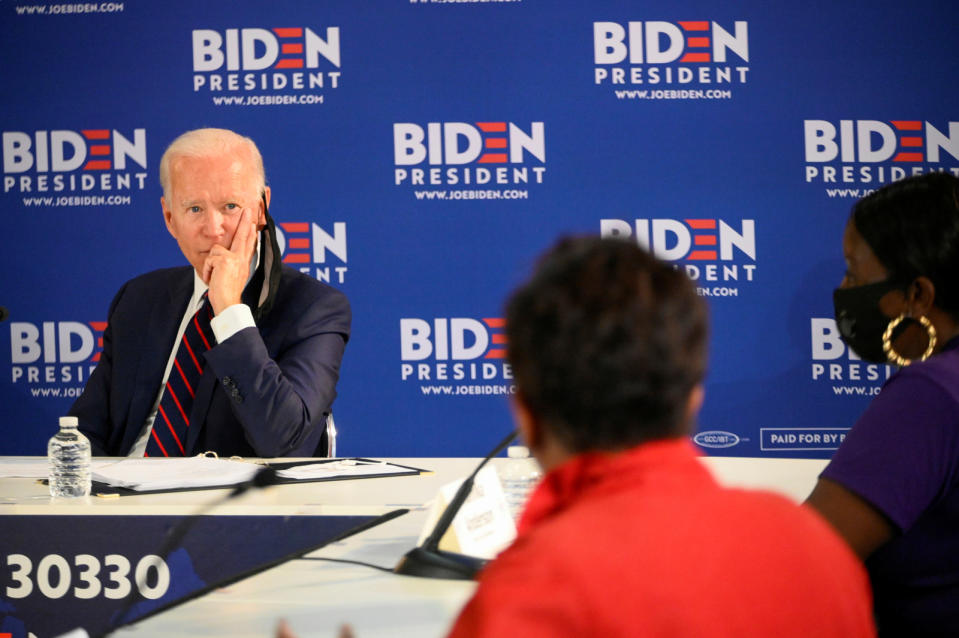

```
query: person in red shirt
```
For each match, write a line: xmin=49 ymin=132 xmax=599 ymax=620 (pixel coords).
xmin=446 ymin=236 xmax=876 ymax=638
xmin=278 ymin=237 xmax=874 ymax=638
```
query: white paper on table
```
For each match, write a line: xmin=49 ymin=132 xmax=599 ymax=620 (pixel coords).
xmin=92 ymin=457 xmax=260 ymax=491
xmin=275 ymin=459 xmax=410 ymax=480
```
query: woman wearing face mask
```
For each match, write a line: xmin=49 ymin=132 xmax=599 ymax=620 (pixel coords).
xmin=806 ymin=172 xmax=959 ymax=636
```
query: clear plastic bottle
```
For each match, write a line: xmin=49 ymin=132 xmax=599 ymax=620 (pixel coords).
xmin=48 ymin=416 xmax=91 ymax=498
xmin=499 ymin=445 xmax=542 ymax=522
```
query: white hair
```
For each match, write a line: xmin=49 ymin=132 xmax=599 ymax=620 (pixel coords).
xmin=158 ymin=128 xmax=266 ymax=202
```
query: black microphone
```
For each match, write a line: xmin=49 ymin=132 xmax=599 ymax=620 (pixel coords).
xmin=0 ymin=306 xmax=8 ymax=322
xmin=229 ymin=465 xmax=279 ymax=497
xmin=394 ymin=429 xmax=517 ymax=580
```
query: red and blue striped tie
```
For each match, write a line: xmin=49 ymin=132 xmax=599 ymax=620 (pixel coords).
xmin=146 ymin=295 xmax=214 ymax=457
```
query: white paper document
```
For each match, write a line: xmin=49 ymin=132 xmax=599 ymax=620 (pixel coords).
xmin=92 ymin=457 xmax=260 ymax=491
xmin=275 ymin=459 xmax=410 ymax=480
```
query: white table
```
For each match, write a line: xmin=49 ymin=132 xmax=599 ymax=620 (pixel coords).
xmin=0 ymin=455 xmax=828 ymax=637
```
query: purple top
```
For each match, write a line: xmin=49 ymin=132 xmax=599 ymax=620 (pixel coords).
xmin=822 ymin=336 xmax=959 ymax=636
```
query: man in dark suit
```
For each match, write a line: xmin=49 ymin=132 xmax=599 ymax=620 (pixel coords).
xmin=70 ymin=128 xmax=350 ymax=458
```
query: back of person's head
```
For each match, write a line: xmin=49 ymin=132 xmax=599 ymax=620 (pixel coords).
xmin=505 ymin=236 xmax=708 ymax=453
xmin=158 ymin=127 xmax=266 ymax=201
xmin=852 ymin=172 xmax=959 ymax=317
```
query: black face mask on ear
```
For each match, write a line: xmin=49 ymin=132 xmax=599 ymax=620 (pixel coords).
xmin=247 ymin=191 xmax=281 ymax=320
xmin=832 ymin=278 xmax=911 ymax=364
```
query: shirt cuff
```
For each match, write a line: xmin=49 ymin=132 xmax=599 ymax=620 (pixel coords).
xmin=210 ymin=303 xmax=256 ymax=343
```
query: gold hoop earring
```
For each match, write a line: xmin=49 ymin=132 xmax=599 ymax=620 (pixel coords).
xmin=882 ymin=314 xmax=937 ymax=366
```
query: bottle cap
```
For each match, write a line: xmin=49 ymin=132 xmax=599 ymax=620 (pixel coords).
xmin=507 ymin=445 xmax=530 ymax=459
xmin=59 ymin=416 xmax=79 ymax=427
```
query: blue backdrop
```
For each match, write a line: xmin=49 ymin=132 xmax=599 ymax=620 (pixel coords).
xmin=2 ymin=0 xmax=957 ymax=458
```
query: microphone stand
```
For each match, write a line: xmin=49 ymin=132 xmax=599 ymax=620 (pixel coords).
xmin=94 ymin=466 xmax=279 ymax=637
xmin=394 ymin=430 xmax=517 ymax=580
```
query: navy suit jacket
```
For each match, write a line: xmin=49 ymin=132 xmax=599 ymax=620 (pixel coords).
xmin=70 ymin=265 xmax=350 ymax=457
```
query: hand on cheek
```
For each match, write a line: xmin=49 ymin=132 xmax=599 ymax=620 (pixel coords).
xmin=202 ymin=208 xmax=259 ymax=315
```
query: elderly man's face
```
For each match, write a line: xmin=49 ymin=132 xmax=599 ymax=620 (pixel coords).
xmin=161 ymin=150 xmax=266 ymax=276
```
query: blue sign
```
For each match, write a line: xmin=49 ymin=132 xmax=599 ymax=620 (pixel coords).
xmin=0 ymin=513 xmax=387 ymax=637
xmin=1 ymin=0 xmax=955 ymax=459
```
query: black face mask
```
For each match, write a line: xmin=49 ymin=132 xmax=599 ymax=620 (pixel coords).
xmin=833 ymin=279 xmax=910 ymax=364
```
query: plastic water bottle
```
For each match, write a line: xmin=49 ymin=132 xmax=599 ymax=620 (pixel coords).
xmin=48 ymin=416 xmax=91 ymax=498
xmin=499 ymin=445 xmax=542 ymax=522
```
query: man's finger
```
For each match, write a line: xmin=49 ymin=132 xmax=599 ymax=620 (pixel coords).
xmin=201 ymin=256 xmax=215 ymax=284
xmin=275 ymin=619 xmax=296 ymax=638
xmin=245 ymin=210 xmax=258 ymax=253
xmin=229 ymin=208 xmax=253 ymax=253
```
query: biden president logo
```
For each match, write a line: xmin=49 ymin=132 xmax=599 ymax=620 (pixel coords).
xmin=593 ymin=20 xmax=748 ymax=101
xmin=803 ymin=119 xmax=959 ymax=198
xmin=400 ymin=317 xmax=515 ymax=397
xmin=393 ymin=121 xmax=545 ymax=201
xmin=2 ymin=128 xmax=147 ymax=202
xmin=192 ymin=26 xmax=341 ymax=106
xmin=276 ymin=221 xmax=347 ymax=285
xmin=600 ymin=218 xmax=756 ymax=296
xmin=810 ymin=317 xmax=890 ymax=396
xmin=8 ymin=320 xmax=106 ymax=399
